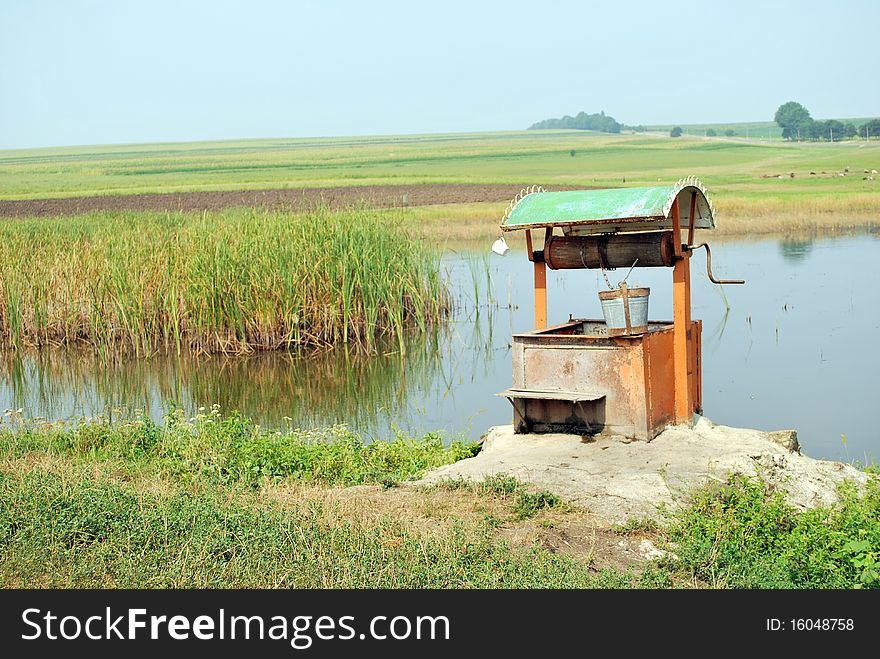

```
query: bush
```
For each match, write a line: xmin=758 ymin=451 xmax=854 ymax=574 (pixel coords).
xmin=670 ymin=126 xmax=683 ymax=138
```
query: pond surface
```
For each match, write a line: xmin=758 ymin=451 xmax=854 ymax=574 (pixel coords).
xmin=2 ymin=233 xmax=879 ymax=463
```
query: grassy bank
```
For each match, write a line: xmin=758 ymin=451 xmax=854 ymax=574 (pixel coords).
xmin=0 ymin=406 xmax=480 ymax=487
xmin=1 ymin=410 xmax=877 ymax=588
xmin=0 ymin=207 xmax=447 ymax=356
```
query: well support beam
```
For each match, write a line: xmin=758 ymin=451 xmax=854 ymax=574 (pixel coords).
xmin=528 ymin=228 xmax=551 ymax=330
xmin=534 ymin=260 xmax=547 ymax=330
xmin=671 ymin=199 xmax=694 ymax=425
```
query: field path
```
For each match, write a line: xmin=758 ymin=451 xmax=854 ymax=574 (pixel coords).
xmin=0 ymin=183 xmax=584 ymax=218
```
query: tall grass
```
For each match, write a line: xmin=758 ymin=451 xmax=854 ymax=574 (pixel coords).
xmin=0 ymin=207 xmax=448 ymax=356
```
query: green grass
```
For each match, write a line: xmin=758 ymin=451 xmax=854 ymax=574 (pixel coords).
xmin=0 ymin=410 xmax=877 ymax=588
xmin=2 ymin=130 xmax=878 ymax=207
xmin=0 ymin=406 xmax=479 ymax=487
xmin=0 ymin=468 xmax=627 ymax=588
xmin=645 ymin=121 xmax=786 ymax=139
xmin=0 ymin=206 xmax=448 ymax=356
xmin=4 ymin=129 xmax=880 ymax=241
xmin=0 ymin=410 xmax=634 ymax=588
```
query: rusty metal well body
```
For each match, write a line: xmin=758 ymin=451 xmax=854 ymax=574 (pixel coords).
xmin=507 ymin=320 xmax=701 ymax=440
xmin=497 ymin=177 xmax=739 ymax=439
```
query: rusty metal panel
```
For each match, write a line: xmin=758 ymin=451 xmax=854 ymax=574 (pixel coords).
xmin=504 ymin=318 xmax=702 ymax=440
xmin=643 ymin=326 xmax=676 ymax=437
xmin=509 ymin=322 xmax=665 ymax=439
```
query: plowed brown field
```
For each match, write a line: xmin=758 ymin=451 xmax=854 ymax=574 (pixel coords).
xmin=0 ymin=183 xmax=583 ymax=218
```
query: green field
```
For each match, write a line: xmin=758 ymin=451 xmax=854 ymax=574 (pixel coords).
xmin=648 ymin=121 xmax=784 ymax=140
xmin=2 ymin=130 xmax=879 ymax=209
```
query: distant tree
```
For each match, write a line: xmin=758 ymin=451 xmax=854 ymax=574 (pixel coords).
xmin=826 ymin=120 xmax=845 ymax=141
xmin=859 ymin=119 xmax=880 ymax=139
xmin=570 ymin=149 xmax=576 ymax=157
xmin=807 ymin=119 xmax=851 ymax=142
xmin=706 ymin=128 xmax=717 ymax=137
xmin=774 ymin=101 xmax=813 ymax=140
xmin=670 ymin=126 xmax=683 ymax=138
xmin=724 ymin=129 xmax=736 ymax=137
xmin=806 ymin=120 xmax=824 ymax=140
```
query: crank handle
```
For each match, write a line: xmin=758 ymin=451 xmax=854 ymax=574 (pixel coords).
xmin=685 ymin=243 xmax=745 ymax=285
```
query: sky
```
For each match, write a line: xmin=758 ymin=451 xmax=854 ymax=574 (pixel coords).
xmin=1 ymin=0 xmax=877 ymax=149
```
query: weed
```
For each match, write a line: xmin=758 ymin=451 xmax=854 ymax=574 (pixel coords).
xmin=513 ymin=491 xmax=562 ymax=520
xmin=0 ymin=468 xmax=612 ymax=588
xmin=479 ymin=474 xmax=521 ymax=496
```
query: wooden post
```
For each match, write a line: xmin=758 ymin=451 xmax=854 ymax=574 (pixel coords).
xmin=671 ymin=199 xmax=693 ymax=424
xmin=534 ymin=260 xmax=547 ymax=330
xmin=687 ymin=191 xmax=697 ymax=246
xmin=527 ymin=228 xmax=551 ymax=331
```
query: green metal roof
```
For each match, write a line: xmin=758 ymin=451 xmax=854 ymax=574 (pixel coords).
xmin=501 ymin=177 xmax=716 ymax=235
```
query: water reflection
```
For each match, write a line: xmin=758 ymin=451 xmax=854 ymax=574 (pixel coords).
xmin=778 ymin=238 xmax=814 ymax=263
xmin=1 ymin=330 xmax=448 ymax=436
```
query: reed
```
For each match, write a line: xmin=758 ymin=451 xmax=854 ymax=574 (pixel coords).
xmin=0 ymin=207 xmax=448 ymax=356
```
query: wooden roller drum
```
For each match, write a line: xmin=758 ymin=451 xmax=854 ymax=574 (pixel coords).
xmin=543 ymin=231 xmax=675 ymax=270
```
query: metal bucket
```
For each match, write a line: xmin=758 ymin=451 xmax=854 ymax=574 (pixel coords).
xmin=598 ymin=285 xmax=649 ymax=336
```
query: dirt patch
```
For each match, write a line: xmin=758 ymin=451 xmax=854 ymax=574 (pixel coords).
xmin=0 ymin=453 xmax=656 ymax=572
xmin=0 ymin=183 xmax=583 ymax=218
xmin=263 ymin=481 xmax=652 ymax=571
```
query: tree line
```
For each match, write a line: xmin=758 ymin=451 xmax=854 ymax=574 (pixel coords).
xmin=775 ymin=101 xmax=879 ymax=141
xmin=528 ymin=104 xmax=878 ymax=142
xmin=529 ymin=111 xmax=621 ymax=133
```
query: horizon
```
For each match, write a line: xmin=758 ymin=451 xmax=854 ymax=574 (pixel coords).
xmin=1 ymin=116 xmax=874 ymax=155
xmin=2 ymin=0 xmax=878 ymax=150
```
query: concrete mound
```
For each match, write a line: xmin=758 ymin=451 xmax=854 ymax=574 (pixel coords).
xmin=416 ymin=416 xmax=871 ymax=525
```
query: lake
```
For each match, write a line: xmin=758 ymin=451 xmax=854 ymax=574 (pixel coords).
xmin=2 ymin=233 xmax=878 ymax=463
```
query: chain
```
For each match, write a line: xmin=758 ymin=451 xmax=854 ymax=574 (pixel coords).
xmin=601 ymin=265 xmax=615 ymax=290
xmin=581 ymin=245 xmax=638 ymax=290
xmin=580 ymin=246 xmax=616 ymax=290
xmin=598 ymin=255 xmax=637 ymax=290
